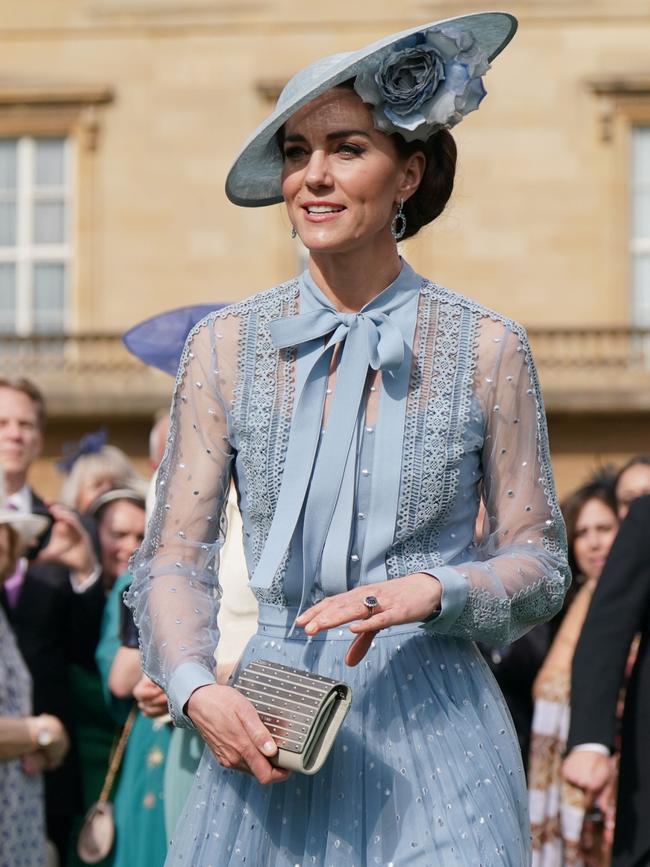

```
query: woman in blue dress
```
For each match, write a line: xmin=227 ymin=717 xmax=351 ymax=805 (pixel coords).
xmin=127 ymin=12 xmax=570 ymax=866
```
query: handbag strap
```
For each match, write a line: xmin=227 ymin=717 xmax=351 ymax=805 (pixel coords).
xmin=97 ymin=706 xmax=137 ymax=804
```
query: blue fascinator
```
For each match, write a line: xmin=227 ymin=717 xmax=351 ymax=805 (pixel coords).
xmin=226 ymin=11 xmax=517 ymax=206
xmin=353 ymin=27 xmax=489 ymax=142
xmin=58 ymin=428 xmax=108 ymax=473
xmin=122 ymin=304 xmax=226 ymax=377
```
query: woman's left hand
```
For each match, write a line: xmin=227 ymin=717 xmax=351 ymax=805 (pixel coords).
xmin=295 ymin=572 xmax=442 ymax=666
xmin=133 ymin=676 xmax=169 ymax=718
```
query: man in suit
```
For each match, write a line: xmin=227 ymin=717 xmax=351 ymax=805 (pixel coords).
xmin=563 ymin=494 xmax=650 ymax=867
xmin=0 ymin=376 xmax=106 ymax=859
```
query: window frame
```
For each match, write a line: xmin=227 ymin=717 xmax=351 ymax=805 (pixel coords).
xmin=587 ymin=78 xmax=650 ymax=325
xmin=0 ymin=84 xmax=112 ymax=336
xmin=630 ymin=125 xmax=650 ymax=325
xmin=0 ymin=135 xmax=74 ymax=335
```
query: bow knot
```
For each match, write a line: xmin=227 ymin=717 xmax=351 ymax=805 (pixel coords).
xmin=270 ymin=305 xmax=405 ymax=374
xmin=338 ymin=312 xmax=357 ymax=329
xmin=251 ymin=265 xmax=421 ymax=616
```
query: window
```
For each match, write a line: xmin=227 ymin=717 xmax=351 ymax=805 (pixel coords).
xmin=0 ymin=136 xmax=72 ymax=335
xmin=631 ymin=126 xmax=650 ymax=325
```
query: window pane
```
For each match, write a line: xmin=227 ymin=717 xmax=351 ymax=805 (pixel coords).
xmin=0 ymin=140 xmax=17 ymax=191
xmin=633 ymin=191 xmax=650 ymax=239
xmin=34 ymin=200 xmax=66 ymax=244
xmin=633 ymin=255 xmax=650 ymax=326
xmin=0 ymin=263 xmax=16 ymax=332
xmin=633 ymin=127 xmax=650 ymax=184
xmin=0 ymin=201 xmax=16 ymax=246
xmin=35 ymin=138 xmax=65 ymax=187
xmin=33 ymin=262 xmax=65 ymax=333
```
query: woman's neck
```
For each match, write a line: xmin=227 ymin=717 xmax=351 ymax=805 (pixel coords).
xmin=308 ymin=243 xmax=402 ymax=312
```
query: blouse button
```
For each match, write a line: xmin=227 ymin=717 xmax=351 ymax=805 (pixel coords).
xmin=365 ymin=426 xmax=374 ymax=434
xmin=358 ymin=512 xmax=365 ymax=520
xmin=350 ymin=554 xmax=360 ymax=563
xmin=361 ymin=469 xmax=370 ymax=477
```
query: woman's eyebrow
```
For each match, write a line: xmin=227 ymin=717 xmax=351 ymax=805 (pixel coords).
xmin=283 ymin=129 xmax=372 ymax=144
xmin=325 ymin=129 xmax=371 ymax=141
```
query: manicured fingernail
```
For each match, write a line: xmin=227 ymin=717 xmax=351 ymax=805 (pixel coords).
xmin=263 ymin=740 xmax=276 ymax=755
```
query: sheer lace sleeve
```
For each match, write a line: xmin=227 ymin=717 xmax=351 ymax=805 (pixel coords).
xmin=424 ymin=317 xmax=570 ymax=645
xmin=125 ymin=314 xmax=236 ymax=724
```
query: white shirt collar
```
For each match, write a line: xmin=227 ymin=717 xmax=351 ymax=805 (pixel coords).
xmin=7 ymin=484 xmax=32 ymax=514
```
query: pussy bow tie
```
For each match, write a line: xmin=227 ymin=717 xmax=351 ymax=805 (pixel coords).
xmin=250 ymin=265 xmax=419 ymax=614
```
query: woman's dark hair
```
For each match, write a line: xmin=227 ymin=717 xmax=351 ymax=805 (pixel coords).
xmin=391 ymin=129 xmax=457 ymax=239
xmin=561 ymin=468 xmax=618 ymax=583
xmin=275 ymin=80 xmax=457 ymax=239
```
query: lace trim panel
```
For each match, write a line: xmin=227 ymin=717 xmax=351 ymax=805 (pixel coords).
xmin=231 ymin=280 xmax=299 ymax=607
xmin=387 ymin=284 xmax=478 ymax=578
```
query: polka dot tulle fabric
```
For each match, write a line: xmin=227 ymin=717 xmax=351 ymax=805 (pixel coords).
xmin=127 ymin=262 xmax=569 ymax=865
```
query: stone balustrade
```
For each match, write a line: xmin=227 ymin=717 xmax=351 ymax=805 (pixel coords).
xmin=3 ymin=328 xmax=650 ymax=415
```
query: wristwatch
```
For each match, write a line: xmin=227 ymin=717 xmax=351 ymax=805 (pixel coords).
xmin=34 ymin=722 xmax=53 ymax=748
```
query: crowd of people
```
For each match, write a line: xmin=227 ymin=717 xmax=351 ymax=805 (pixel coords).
xmin=0 ymin=372 xmax=648 ymax=866
xmin=482 ymin=458 xmax=650 ymax=866
xmin=0 ymin=375 xmax=260 ymax=867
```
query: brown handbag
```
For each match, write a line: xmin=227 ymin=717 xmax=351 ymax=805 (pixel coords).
xmin=76 ymin=707 xmax=137 ymax=864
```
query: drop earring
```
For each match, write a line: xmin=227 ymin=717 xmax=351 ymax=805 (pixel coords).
xmin=291 ymin=226 xmax=297 ymax=239
xmin=391 ymin=199 xmax=406 ymax=241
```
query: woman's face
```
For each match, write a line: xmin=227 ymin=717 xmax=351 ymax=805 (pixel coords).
xmin=97 ymin=499 xmax=145 ymax=587
xmin=615 ymin=463 xmax=650 ymax=521
xmin=280 ymin=88 xmax=423 ymax=255
xmin=572 ymin=497 xmax=618 ymax=582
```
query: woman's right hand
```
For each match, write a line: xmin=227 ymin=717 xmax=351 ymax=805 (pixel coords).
xmin=186 ymin=684 xmax=290 ymax=785
xmin=25 ymin=714 xmax=69 ymax=770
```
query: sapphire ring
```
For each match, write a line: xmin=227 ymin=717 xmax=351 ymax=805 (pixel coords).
xmin=362 ymin=594 xmax=379 ymax=616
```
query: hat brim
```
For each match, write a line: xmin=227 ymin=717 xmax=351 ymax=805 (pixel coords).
xmin=226 ymin=11 xmax=517 ymax=208
xmin=0 ymin=511 xmax=49 ymax=546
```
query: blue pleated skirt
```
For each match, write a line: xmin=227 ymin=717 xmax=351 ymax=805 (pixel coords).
xmin=166 ymin=605 xmax=531 ymax=867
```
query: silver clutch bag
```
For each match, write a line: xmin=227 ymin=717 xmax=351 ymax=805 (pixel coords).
xmin=234 ymin=659 xmax=352 ymax=775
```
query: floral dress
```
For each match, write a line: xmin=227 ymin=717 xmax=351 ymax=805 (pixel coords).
xmin=128 ymin=260 xmax=570 ymax=866
xmin=0 ymin=605 xmax=46 ymax=867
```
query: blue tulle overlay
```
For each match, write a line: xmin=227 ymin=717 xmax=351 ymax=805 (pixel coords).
xmin=166 ymin=608 xmax=530 ymax=867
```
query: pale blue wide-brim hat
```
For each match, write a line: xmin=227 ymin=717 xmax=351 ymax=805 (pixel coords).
xmin=226 ymin=11 xmax=517 ymax=208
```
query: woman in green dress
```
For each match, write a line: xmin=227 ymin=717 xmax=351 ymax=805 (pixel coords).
xmin=95 ymin=571 xmax=171 ymax=867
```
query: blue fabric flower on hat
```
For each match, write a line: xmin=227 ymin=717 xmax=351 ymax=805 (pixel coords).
xmin=353 ymin=26 xmax=490 ymax=141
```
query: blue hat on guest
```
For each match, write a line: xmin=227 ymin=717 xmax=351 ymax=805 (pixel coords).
xmin=123 ymin=304 xmax=226 ymax=377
